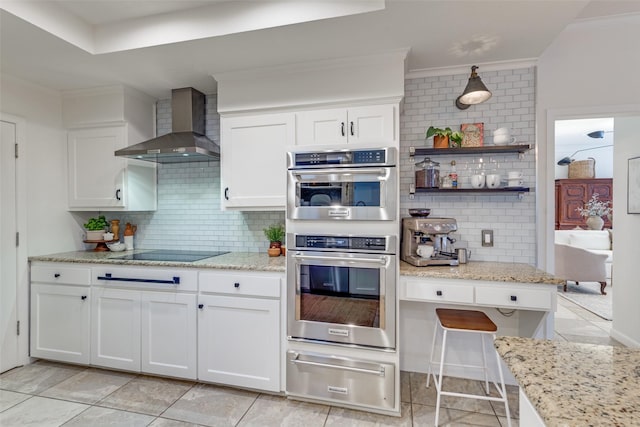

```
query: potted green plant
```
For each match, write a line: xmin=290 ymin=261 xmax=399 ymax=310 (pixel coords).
xmin=426 ymin=126 xmax=464 ymax=148
xmin=576 ymin=193 xmax=612 ymax=230
xmin=263 ymin=224 xmax=285 ymax=256
xmin=84 ymin=215 xmax=109 ymax=240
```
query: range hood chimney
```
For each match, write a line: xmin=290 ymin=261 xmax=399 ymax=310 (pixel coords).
xmin=115 ymin=87 xmax=220 ymax=163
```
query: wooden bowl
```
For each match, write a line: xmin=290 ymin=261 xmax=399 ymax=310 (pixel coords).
xmin=409 ymin=209 xmax=431 ymax=217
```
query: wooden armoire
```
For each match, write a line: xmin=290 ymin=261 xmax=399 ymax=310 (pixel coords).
xmin=555 ymin=178 xmax=612 ymax=230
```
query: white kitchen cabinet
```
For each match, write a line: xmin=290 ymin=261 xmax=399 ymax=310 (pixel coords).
xmin=296 ymin=104 xmax=396 ymax=146
xmin=30 ymin=263 xmax=92 ymax=364
xmin=198 ymin=271 xmax=281 ymax=391
xmin=141 ymin=291 xmax=197 ymax=379
xmin=91 ymin=266 xmax=198 ymax=378
xmin=67 ymin=124 xmax=156 ymax=211
xmin=91 ymin=287 xmax=141 ymax=372
xmin=30 ymin=284 xmax=91 ymax=364
xmin=220 ymin=113 xmax=294 ymax=210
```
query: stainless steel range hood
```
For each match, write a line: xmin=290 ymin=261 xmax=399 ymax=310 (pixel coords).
xmin=115 ymin=87 xmax=220 ymax=163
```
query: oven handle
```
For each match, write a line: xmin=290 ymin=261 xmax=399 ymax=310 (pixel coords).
xmin=289 ymin=167 xmax=389 ymax=177
xmin=290 ymin=353 xmax=385 ymax=376
xmin=97 ymin=273 xmax=180 ymax=285
xmin=292 ymin=253 xmax=388 ymax=265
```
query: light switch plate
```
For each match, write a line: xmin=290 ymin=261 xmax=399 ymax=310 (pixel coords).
xmin=481 ymin=229 xmax=493 ymax=247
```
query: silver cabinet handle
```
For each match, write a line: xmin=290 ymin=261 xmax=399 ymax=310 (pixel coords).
xmin=291 ymin=353 xmax=385 ymax=376
xmin=292 ymin=253 xmax=387 ymax=265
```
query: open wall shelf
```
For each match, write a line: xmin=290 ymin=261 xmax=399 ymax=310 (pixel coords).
xmin=409 ymin=144 xmax=532 ymax=158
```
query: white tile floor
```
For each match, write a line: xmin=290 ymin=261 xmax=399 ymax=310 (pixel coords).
xmin=0 ymin=297 xmax=621 ymax=427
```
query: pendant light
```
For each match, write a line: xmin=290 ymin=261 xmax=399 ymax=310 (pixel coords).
xmin=455 ymin=65 xmax=492 ymax=110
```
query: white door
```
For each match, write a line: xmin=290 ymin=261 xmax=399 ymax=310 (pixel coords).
xmin=91 ymin=287 xmax=141 ymax=371
xmin=0 ymin=119 xmax=18 ymax=373
xmin=347 ymin=105 xmax=396 ymax=145
xmin=197 ymin=294 xmax=280 ymax=391
xmin=67 ymin=125 xmax=126 ymax=208
xmin=221 ymin=113 xmax=294 ymax=209
xmin=141 ymin=291 xmax=197 ymax=379
xmin=296 ymin=108 xmax=348 ymax=146
xmin=30 ymin=284 xmax=90 ymax=364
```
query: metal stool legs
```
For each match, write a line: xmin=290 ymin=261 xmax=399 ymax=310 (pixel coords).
xmin=426 ymin=313 xmax=512 ymax=427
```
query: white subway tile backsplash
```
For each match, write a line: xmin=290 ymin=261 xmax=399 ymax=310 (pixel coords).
xmin=401 ymin=66 xmax=536 ymax=264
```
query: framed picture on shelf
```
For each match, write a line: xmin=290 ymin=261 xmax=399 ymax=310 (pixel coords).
xmin=628 ymin=156 xmax=640 ymax=214
xmin=461 ymin=123 xmax=484 ymax=147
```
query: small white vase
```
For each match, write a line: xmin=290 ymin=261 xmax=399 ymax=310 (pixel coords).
xmin=586 ymin=215 xmax=604 ymax=230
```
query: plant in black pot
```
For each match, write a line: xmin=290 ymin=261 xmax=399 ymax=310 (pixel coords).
xmin=84 ymin=215 xmax=109 ymax=240
xmin=263 ymin=224 xmax=285 ymax=257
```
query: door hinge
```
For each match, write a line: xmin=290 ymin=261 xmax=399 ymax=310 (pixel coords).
xmin=15 ymin=143 xmax=19 ymax=159
xmin=17 ymin=321 xmax=20 ymax=336
xmin=16 ymin=232 xmax=19 ymax=247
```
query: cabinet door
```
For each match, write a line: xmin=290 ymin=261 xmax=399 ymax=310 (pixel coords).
xmin=91 ymin=288 xmax=141 ymax=372
xmin=589 ymin=180 xmax=613 ymax=228
xmin=30 ymin=284 xmax=90 ymax=364
xmin=347 ymin=105 xmax=395 ymax=145
xmin=198 ymin=294 xmax=280 ymax=392
xmin=141 ymin=291 xmax=197 ymax=379
xmin=68 ymin=125 xmax=126 ymax=208
xmin=221 ymin=113 xmax=294 ymax=210
xmin=296 ymin=108 xmax=348 ymax=146
xmin=557 ymin=182 xmax=587 ymax=229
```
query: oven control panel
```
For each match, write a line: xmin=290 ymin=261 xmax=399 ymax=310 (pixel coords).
xmin=292 ymin=149 xmax=389 ymax=167
xmin=295 ymin=235 xmax=389 ymax=252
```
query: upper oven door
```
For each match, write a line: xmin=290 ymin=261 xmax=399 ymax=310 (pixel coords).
xmin=287 ymin=166 xmax=397 ymax=221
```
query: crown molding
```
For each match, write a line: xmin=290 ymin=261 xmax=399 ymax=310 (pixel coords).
xmin=406 ymin=58 xmax=538 ymax=79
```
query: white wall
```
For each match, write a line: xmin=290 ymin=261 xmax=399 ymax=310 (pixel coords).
xmin=537 ymin=14 xmax=640 ymax=346
xmin=0 ymin=73 xmax=78 ymax=256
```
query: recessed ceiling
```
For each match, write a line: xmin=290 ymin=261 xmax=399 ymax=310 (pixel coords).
xmin=2 ymin=1 xmax=640 ymax=99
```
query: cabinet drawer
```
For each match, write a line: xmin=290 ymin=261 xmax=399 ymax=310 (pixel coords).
xmin=199 ymin=272 xmax=280 ymax=298
xmin=92 ymin=266 xmax=198 ymax=291
xmin=31 ymin=264 xmax=91 ymax=285
xmin=403 ymin=280 xmax=474 ymax=304
xmin=475 ymin=286 xmax=552 ymax=310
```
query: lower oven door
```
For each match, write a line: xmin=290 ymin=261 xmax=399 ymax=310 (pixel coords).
xmin=287 ymin=250 xmax=396 ymax=349
xmin=286 ymin=350 xmax=395 ymax=410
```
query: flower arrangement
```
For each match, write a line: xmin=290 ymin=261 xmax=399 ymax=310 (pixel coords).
xmin=576 ymin=193 xmax=612 ymax=218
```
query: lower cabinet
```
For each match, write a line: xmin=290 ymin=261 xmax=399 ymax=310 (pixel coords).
xmin=30 ymin=263 xmax=92 ymax=364
xmin=30 ymin=283 xmax=91 ymax=364
xmin=198 ymin=271 xmax=282 ymax=392
xmin=91 ymin=288 xmax=197 ymax=379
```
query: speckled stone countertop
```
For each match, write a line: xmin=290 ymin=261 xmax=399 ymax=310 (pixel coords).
xmin=400 ymin=261 xmax=562 ymax=285
xmin=29 ymin=250 xmax=286 ymax=272
xmin=495 ymin=336 xmax=640 ymax=426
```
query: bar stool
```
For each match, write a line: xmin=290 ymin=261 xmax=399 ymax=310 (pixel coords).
xmin=426 ymin=308 xmax=511 ymax=427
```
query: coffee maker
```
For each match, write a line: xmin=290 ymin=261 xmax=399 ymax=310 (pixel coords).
xmin=401 ymin=217 xmax=459 ymax=266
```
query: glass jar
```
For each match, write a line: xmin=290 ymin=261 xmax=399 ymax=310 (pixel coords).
xmin=415 ymin=157 xmax=440 ymax=188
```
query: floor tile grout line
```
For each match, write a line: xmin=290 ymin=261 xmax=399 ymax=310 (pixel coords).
xmin=233 ymin=391 xmax=261 ymax=426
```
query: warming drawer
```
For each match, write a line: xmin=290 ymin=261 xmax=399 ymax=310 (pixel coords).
xmin=286 ymin=350 xmax=395 ymax=410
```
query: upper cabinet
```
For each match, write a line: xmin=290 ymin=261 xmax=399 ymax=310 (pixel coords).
xmin=63 ymin=86 xmax=157 ymax=211
xmin=220 ymin=112 xmax=295 ymax=210
xmin=67 ymin=124 xmax=156 ymax=210
xmin=296 ymin=104 xmax=397 ymax=146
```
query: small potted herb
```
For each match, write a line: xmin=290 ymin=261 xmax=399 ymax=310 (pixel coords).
xmin=263 ymin=224 xmax=285 ymax=256
xmin=426 ymin=126 xmax=464 ymax=148
xmin=84 ymin=215 xmax=109 ymax=240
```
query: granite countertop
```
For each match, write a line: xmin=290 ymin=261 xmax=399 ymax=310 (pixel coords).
xmin=29 ymin=250 xmax=286 ymax=272
xmin=495 ymin=336 xmax=640 ymax=426
xmin=400 ymin=261 xmax=563 ymax=285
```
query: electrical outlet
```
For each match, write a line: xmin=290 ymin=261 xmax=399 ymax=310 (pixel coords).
xmin=481 ymin=229 xmax=493 ymax=247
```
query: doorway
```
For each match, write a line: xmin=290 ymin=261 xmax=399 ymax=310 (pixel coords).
xmin=553 ymin=117 xmax=614 ymax=321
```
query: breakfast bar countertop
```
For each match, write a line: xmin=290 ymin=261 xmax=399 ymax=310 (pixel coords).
xmin=495 ymin=336 xmax=640 ymax=426
xmin=400 ymin=261 xmax=563 ymax=285
xmin=29 ymin=250 xmax=286 ymax=272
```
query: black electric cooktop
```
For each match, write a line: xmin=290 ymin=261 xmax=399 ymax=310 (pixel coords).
xmin=114 ymin=250 xmax=229 ymax=262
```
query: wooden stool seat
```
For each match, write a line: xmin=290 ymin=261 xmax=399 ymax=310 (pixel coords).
xmin=436 ymin=308 xmax=497 ymax=333
xmin=428 ymin=308 xmax=511 ymax=426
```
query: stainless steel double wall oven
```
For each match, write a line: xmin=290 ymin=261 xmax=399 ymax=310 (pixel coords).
xmin=285 ymin=146 xmax=399 ymax=412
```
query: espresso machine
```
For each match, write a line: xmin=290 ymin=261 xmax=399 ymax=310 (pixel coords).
xmin=401 ymin=217 xmax=459 ymax=266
